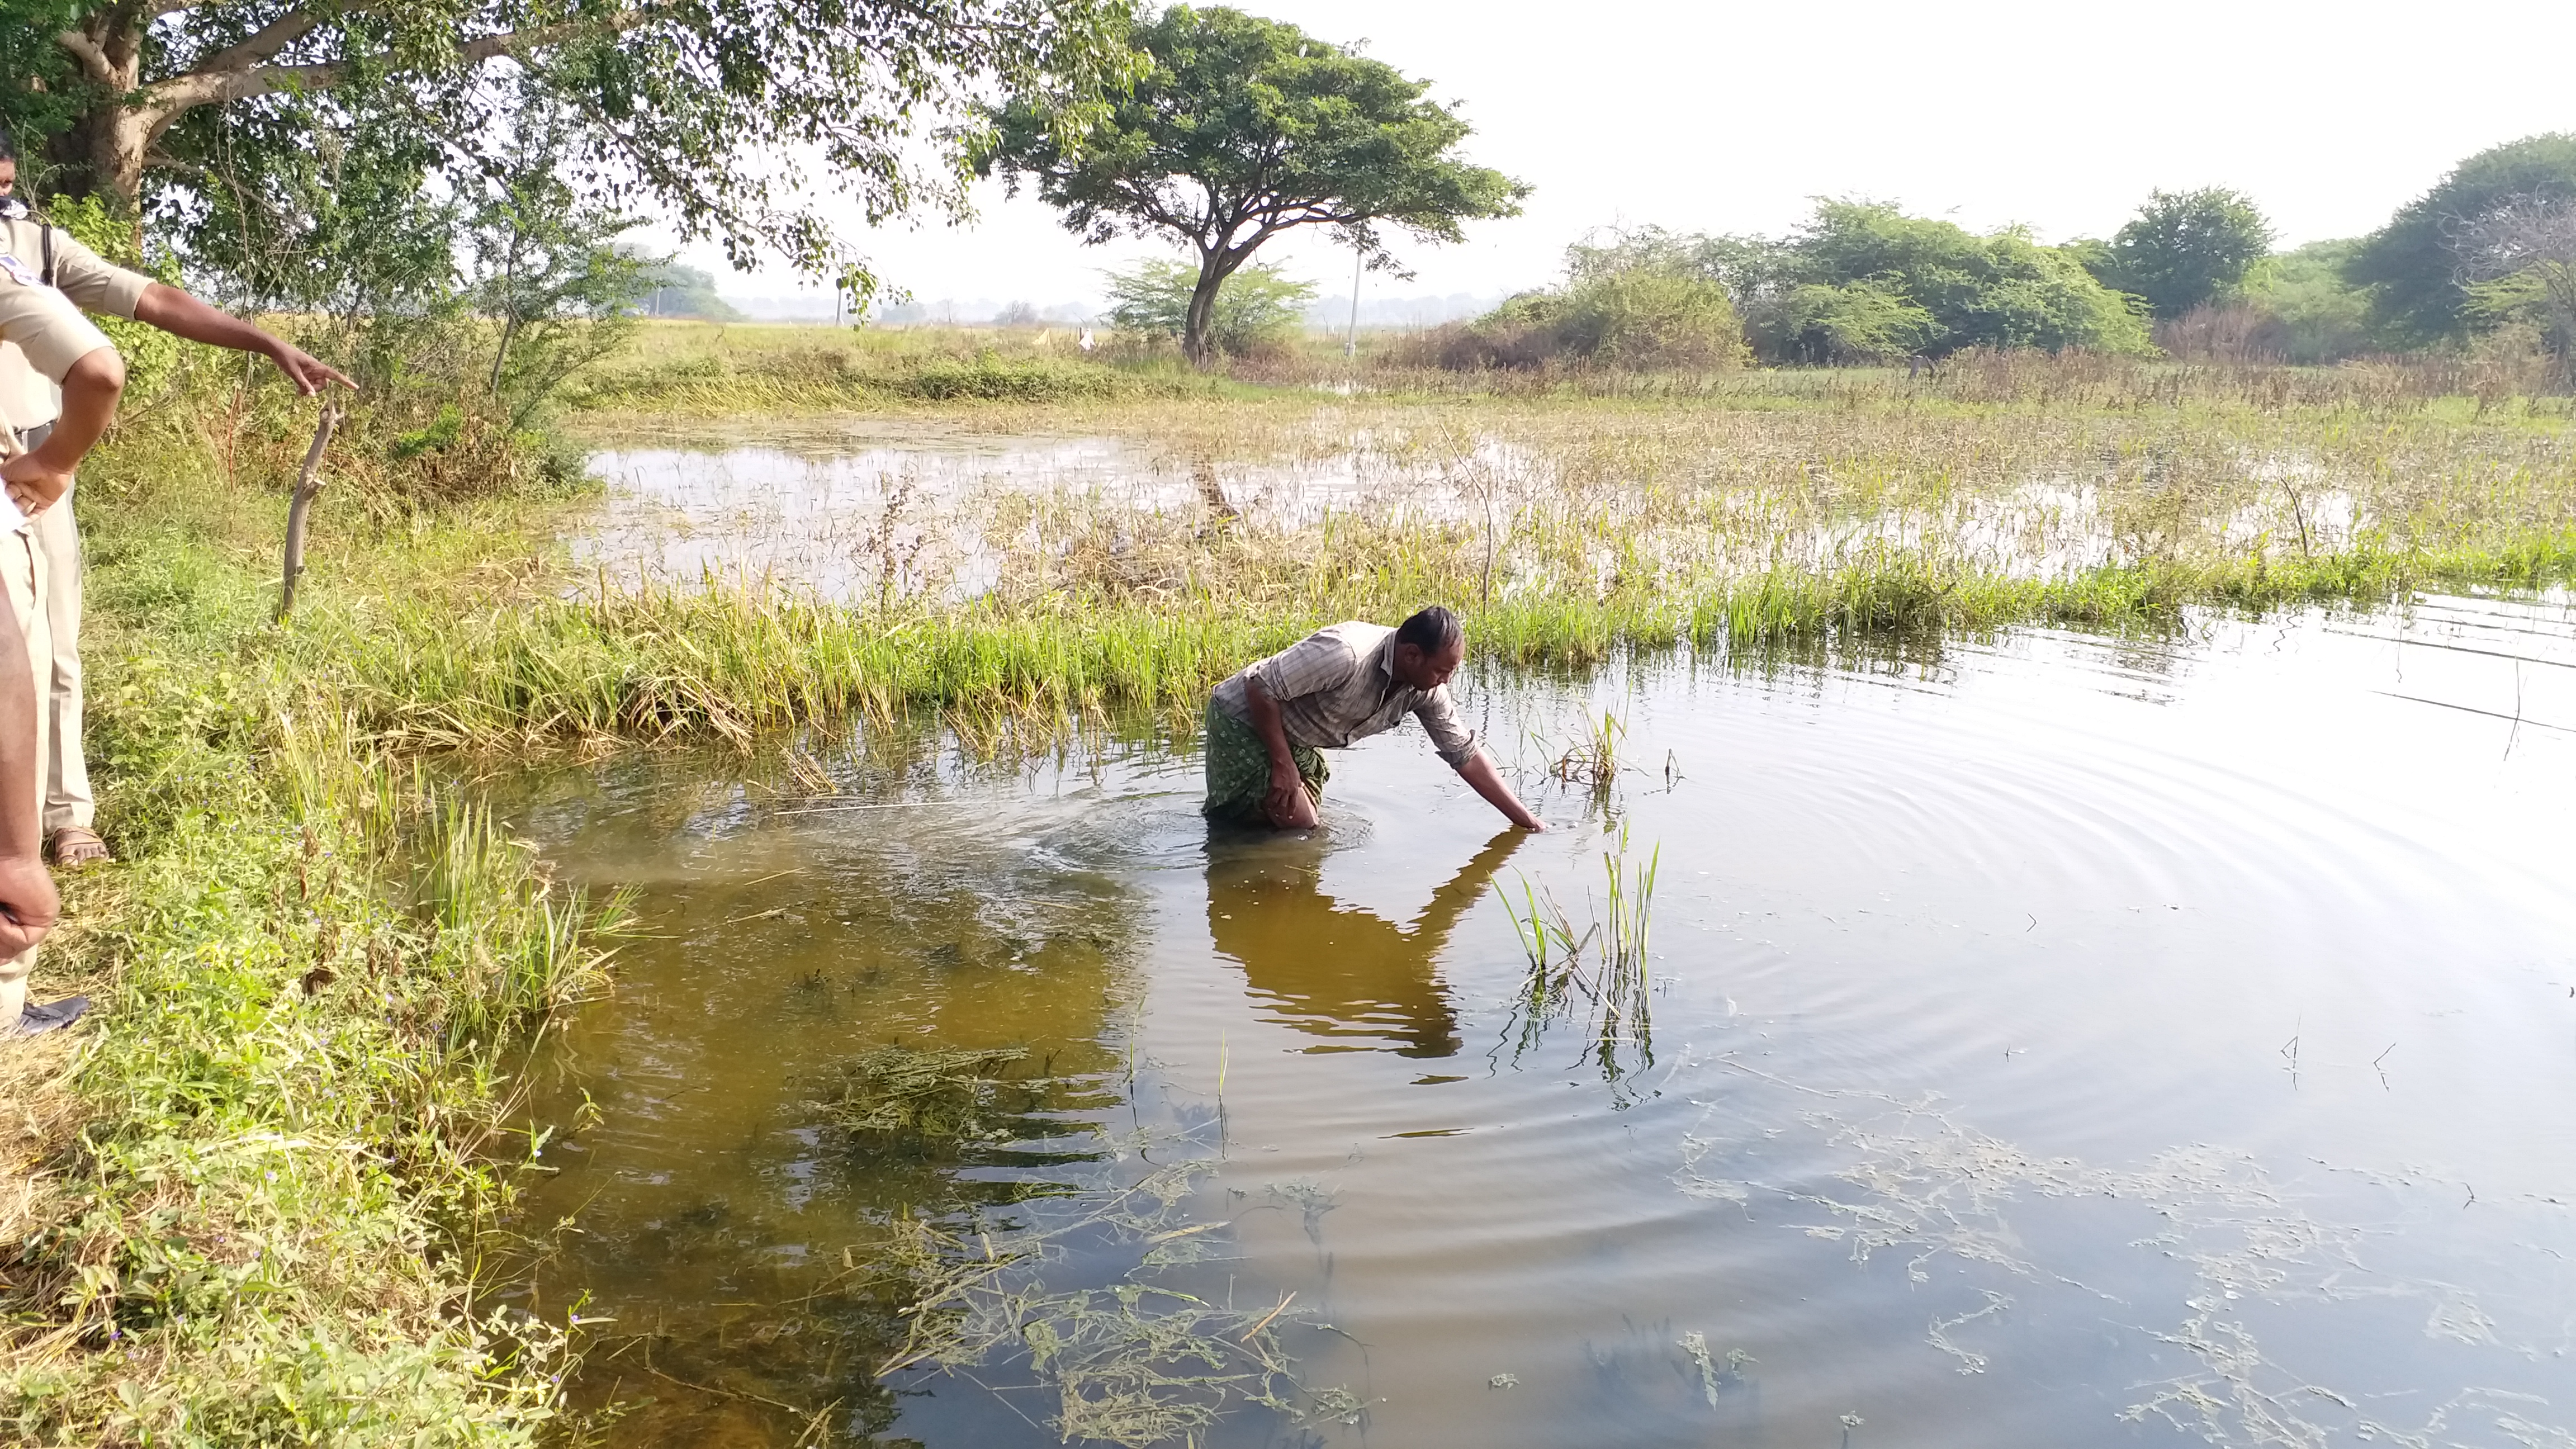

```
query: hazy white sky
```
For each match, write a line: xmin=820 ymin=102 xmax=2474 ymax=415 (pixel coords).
xmin=661 ymin=0 xmax=2576 ymax=307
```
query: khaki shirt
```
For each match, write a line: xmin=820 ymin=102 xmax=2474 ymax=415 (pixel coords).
xmin=0 ymin=215 xmax=150 ymax=430
xmin=0 ymin=268 xmax=114 ymax=397
xmin=1211 ymin=620 xmax=1482 ymax=770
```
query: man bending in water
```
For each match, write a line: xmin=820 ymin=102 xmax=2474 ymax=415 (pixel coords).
xmin=1204 ymin=607 xmax=1545 ymax=832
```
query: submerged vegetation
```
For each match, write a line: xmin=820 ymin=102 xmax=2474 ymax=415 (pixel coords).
xmin=878 ymin=1158 xmax=1333 ymax=1447
xmin=816 ymin=1044 xmax=1036 ymax=1144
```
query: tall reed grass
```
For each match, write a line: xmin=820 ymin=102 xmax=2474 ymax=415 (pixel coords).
xmin=255 ymin=525 xmax=2576 ymax=753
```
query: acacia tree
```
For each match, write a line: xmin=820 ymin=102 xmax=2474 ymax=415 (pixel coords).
xmin=0 ymin=0 xmax=1130 ymax=292
xmin=978 ymin=4 xmax=1526 ymax=366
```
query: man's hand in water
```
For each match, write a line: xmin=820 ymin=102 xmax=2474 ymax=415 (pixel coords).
xmin=1263 ymin=757 xmax=1318 ymax=828
xmin=1460 ymin=751 xmax=1546 ymax=831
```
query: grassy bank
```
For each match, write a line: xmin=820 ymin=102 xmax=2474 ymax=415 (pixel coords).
xmin=577 ymin=319 xmax=2576 ymax=419
xmin=2 ymin=345 xmax=2571 ymax=1442
xmin=1 ymin=402 xmax=622 ymax=1445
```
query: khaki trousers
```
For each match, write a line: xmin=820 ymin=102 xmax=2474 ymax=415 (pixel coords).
xmin=0 ymin=518 xmax=50 ymax=1024
xmin=36 ymin=492 xmax=87 ymax=833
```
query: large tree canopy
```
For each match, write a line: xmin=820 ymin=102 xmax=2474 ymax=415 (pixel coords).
xmin=978 ymin=4 xmax=1526 ymax=364
xmin=0 ymin=0 xmax=1130 ymax=294
xmin=2098 ymin=187 xmax=2274 ymax=319
xmin=2346 ymin=132 xmax=2576 ymax=347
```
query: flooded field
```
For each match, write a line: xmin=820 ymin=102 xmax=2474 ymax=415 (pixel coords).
xmin=569 ymin=402 xmax=2567 ymax=615
xmin=573 ymin=422 xmax=1417 ymax=602
xmin=493 ymin=588 xmax=2576 ymax=1447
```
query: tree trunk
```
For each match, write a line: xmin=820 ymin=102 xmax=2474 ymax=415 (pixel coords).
xmin=1182 ymin=255 xmax=1227 ymax=369
xmin=44 ymin=8 xmax=153 ymax=206
xmin=67 ymin=112 xmax=153 ymax=209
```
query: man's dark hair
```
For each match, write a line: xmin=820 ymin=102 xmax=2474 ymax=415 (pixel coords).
xmin=0 ymin=121 xmax=16 ymax=163
xmin=1394 ymin=605 xmax=1462 ymax=656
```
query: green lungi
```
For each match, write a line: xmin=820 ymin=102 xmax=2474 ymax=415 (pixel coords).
xmin=1201 ymin=698 xmax=1328 ymax=823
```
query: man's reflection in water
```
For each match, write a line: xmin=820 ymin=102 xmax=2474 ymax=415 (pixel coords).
xmin=1205 ymin=829 xmax=1528 ymax=1059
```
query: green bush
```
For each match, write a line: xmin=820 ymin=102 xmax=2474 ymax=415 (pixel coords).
xmin=897 ymin=356 xmax=1135 ymax=401
xmin=1778 ymin=201 xmax=2149 ymax=358
xmin=1436 ymin=207 xmax=2148 ymax=370
xmin=1750 ymin=281 xmax=1936 ymax=364
xmin=1433 ymin=268 xmax=1745 ymax=370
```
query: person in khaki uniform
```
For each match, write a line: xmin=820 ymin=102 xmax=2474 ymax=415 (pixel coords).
xmin=0 ymin=124 xmax=349 ymax=869
xmin=0 ymin=271 xmax=125 ymax=1035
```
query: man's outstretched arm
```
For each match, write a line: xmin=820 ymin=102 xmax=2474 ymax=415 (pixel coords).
xmin=1458 ymin=749 xmax=1545 ymax=831
xmin=1417 ymin=691 xmax=1544 ymax=831
xmin=134 ymin=284 xmax=353 ymax=395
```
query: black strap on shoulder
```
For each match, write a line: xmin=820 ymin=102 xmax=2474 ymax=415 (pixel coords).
xmin=40 ymin=222 xmax=54 ymax=288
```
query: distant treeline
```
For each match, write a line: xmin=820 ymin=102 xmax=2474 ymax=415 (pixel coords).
xmin=621 ymin=252 xmax=742 ymax=321
xmin=1412 ymin=133 xmax=2576 ymax=376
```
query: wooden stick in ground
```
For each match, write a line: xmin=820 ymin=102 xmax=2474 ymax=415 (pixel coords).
xmin=277 ymin=400 xmax=342 ymax=620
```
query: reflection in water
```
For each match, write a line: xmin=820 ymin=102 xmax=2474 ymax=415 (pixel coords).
xmin=1205 ymin=828 xmax=1527 ymax=1058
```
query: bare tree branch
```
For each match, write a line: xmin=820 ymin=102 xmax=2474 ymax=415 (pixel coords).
xmin=2447 ymin=193 xmax=2576 ymax=382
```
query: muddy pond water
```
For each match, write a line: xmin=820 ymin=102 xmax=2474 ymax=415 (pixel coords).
xmin=491 ymin=584 xmax=2576 ymax=1448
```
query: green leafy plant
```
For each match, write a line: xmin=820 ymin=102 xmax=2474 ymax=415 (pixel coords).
xmin=1102 ymin=258 xmax=1315 ymax=357
xmin=2091 ymin=187 xmax=2276 ymax=319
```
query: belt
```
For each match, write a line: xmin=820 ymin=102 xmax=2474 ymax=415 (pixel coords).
xmin=21 ymin=422 xmax=48 ymax=450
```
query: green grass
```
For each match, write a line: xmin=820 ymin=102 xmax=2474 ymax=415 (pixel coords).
xmin=1 ymin=406 xmax=624 ymax=1446
xmin=236 ymin=528 xmax=2574 ymax=754
xmin=566 ymin=321 xmax=1241 ymax=415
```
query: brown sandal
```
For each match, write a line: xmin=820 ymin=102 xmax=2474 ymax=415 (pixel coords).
xmin=48 ymin=826 xmax=112 ymax=870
